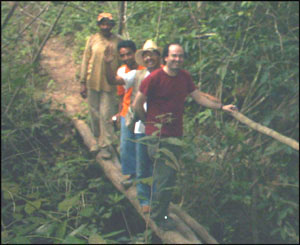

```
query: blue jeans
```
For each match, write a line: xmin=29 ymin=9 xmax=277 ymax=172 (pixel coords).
xmin=136 ymin=133 xmax=154 ymax=206
xmin=120 ymin=116 xmax=136 ymax=175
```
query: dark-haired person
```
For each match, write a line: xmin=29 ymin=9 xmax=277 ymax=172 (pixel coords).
xmin=79 ymin=13 xmax=123 ymax=159
xmin=133 ymin=43 xmax=238 ymax=230
xmin=104 ymin=40 xmax=162 ymax=214
xmin=114 ymin=40 xmax=145 ymax=188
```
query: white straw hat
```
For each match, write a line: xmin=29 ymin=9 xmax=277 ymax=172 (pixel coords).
xmin=135 ymin=40 xmax=162 ymax=67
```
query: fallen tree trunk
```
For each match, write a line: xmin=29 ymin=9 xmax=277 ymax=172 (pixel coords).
xmin=170 ymin=203 xmax=219 ymax=244
xmin=52 ymin=94 xmax=205 ymax=243
xmin=95 ymin=152 xmax=201 ymax=244
xmin=71 ymin=114 xmax=201 ymax=243
xmin=57 ymin=98 xmax=202 ymax=243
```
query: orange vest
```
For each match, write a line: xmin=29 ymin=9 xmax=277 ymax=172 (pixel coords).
xmin=117 ymin=65 xmax=145 ymax=117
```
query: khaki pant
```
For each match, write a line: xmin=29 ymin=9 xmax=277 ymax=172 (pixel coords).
xmin=88 ymin=89 xmax=118 ymax=148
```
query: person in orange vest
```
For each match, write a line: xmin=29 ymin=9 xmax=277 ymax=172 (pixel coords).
xmin=113 ymin=40 xmax=145 ymax=188
xmin=104 ymin=40 xmax=163 ymax=214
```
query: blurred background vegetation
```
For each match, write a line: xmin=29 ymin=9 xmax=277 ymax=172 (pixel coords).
xmin=2 ymin=1 xmax=299 ymax=244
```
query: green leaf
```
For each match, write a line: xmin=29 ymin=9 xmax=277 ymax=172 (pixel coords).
xmin=2 ymin=181 xmax=19 ymax=199
xmin=69 ymin=224 xmax=87 ymax=236
xmin=62 ymin=235 xmax=86 ymax=244
xmin=88 ymin=233 xmax=106 ymax=244
xmin=139 ymin=177 xmax=153 ymax=186
xmin=161 ymin=137 xmax=185 ymax=146
xmin=102 ymin=211 xmax=112 ymax=219
xmin=80 ymin=207 xmax=95 ymax=217
xmin=157 ymin=148 xmax=180 ymax=171
xmin=58 ymin=194 xmax=80 ymax=212
xmin=197 ymin=109 xmax=212 ymax=124
xmin=10 ymin=236 xmax=31 ymax=244
xmin=35 ymin=222 xmax=56 ymax=237
xmin=102 ymin=229 xmax=125 ymax=238
xmin=217 ymin=64 xmax=228 ymax=81
xmin=13 ymin=213 xmax=24 ymax=221
xmin=25 ymin=199 xmax=42 ymax=214
xmin=235 ymin=30 xmax=241 ymax=40
xmin=54 ymin=220 xmax=67 ymax=243
xmin=47 ymin=79 xmax=55 ymax=89
xmin=260 ymin=70 xmax=269 ymax=84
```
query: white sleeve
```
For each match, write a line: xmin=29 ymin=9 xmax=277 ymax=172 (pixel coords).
xmin=126 ymin=70 xmax=150 ymax=90
xmin=122 ymin=70 xmax=137 ymax=90
xmin=117 ymin=66 xmax=125 ymax=77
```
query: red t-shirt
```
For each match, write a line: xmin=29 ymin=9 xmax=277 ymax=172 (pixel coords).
xmin=140 ymin=68 xmax=196 ymax=137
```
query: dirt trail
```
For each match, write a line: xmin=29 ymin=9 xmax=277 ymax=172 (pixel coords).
xmin=40 ymin=36 xmax=87 ymax=116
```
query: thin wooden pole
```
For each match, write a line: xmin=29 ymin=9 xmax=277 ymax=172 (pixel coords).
xmin=230 ymin=111 xmax=299 ymax=151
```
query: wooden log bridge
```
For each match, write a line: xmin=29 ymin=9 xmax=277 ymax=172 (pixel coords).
xmin=67 ymin=118 xmax=217 ymax=244
xmin=40 ymin=37 xmax=218 ymax=244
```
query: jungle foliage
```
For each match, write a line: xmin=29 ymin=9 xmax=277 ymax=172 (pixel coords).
xmin=2 ymin=1 xmax=299 ymax=244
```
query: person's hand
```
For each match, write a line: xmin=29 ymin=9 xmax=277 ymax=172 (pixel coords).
xmin=222 ymin=104 xmax=238 ymax=113
xmin=104 ymin=44 xmax=115 ymax=63
xmin=80 ymin=83 xmax=87 ymax=99
xmin=111 ymin=113 xmax=120 ymax=130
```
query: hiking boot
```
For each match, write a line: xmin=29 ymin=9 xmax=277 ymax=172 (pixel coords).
xmin=100 ymin=146 xmax=112 ymax=160
xmin=121 ymin=174 xmax=135 ymax=189
xmin=156 ymin=216 xmax=176 ymax=231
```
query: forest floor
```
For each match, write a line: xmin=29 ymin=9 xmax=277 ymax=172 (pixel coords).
xmin=40 ymin=35 xmax=87 ymax=116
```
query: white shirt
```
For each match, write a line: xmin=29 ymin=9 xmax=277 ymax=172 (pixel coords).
xmin=117 ymin=68 xmax=149 ymax=134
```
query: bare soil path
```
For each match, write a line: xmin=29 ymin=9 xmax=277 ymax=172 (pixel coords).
xmin=40 ymin=36 xmax=87 ymax=116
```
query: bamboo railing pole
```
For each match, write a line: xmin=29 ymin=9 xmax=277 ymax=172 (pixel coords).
xmin=230 ymin=111 xmax=299 ymax=151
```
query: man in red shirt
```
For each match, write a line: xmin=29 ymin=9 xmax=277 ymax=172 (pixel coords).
xmin=133 ymin=43 xmax=237 ymax=230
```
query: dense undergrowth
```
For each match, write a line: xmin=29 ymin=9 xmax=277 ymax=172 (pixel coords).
xmin=2 ymin=1 xmax=299 ymax=244
xmin=1 ymin=93 xmax=153 ymax=243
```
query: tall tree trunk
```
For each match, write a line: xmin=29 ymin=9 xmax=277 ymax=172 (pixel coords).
xmin=118 ymin=1 xmax=125 ymax=35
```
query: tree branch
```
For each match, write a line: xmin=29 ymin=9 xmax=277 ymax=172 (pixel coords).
xmin=32 ymin=2 xmax=67 ymax=64
xmin=18 ymin=6 xmax=51 ymax=27
xmin=1 ymin=2 xmax=19 ymax=30
xmin=2 ymin=3 xmax=50 ymax=50
xmin=4 ymin=2 xmax=67 ymax=117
